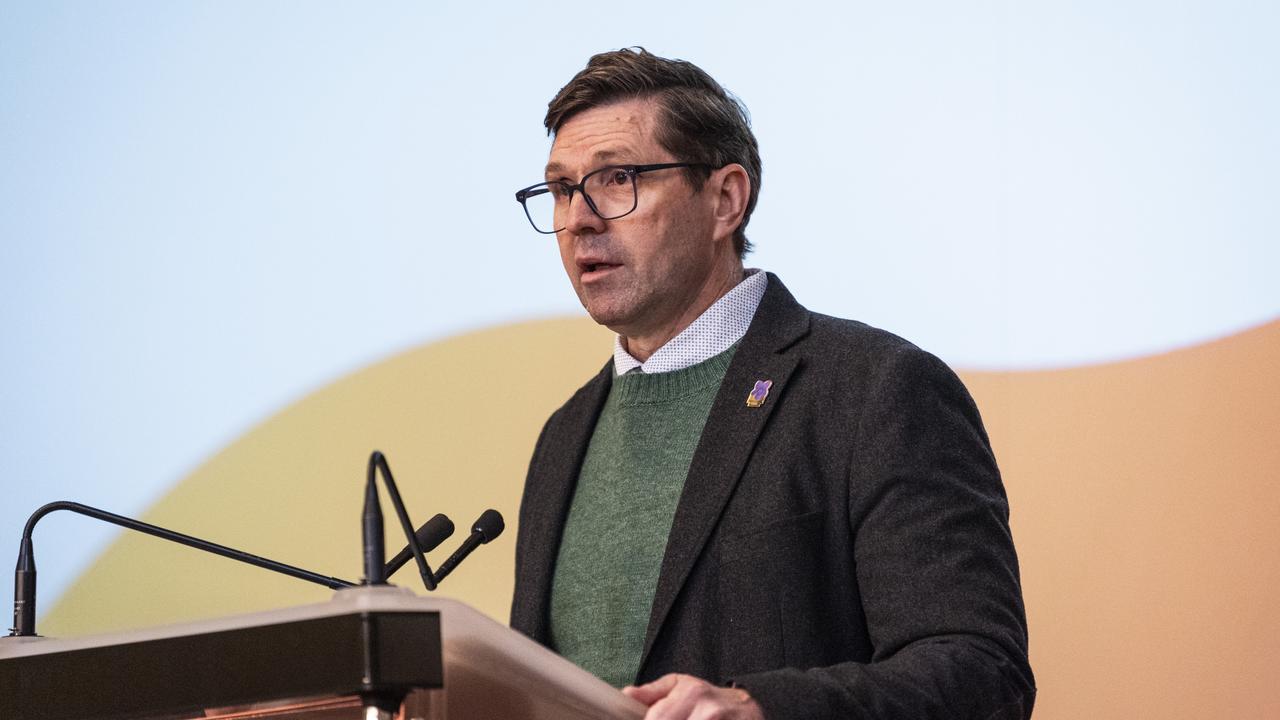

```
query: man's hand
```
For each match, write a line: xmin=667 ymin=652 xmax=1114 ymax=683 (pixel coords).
xmin=622 ymin=673 xmax=765 ymax=720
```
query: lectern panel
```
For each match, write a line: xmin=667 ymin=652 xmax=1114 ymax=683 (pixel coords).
xmin=0 ymin=611 xmax=442 ymax=720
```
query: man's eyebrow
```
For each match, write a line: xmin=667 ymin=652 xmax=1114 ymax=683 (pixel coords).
xmin=544 ymin=150 xmax=630 ymax=179
xmin=590 ymin=149 xmax=625 ymax=164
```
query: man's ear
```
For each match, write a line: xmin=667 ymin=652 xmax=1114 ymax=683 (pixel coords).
xmin=710 ymin=163 xmax=750 ymax=243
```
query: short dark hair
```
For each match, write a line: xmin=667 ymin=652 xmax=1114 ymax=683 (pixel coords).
xmin=545 ymin=48 xmax=762 ymax=257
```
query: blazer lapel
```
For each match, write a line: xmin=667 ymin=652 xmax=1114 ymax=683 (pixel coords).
xmin=639 ymin=275 xmax=811 ymax=671
xmin=512 ymin=361 xmax=612 ymax=644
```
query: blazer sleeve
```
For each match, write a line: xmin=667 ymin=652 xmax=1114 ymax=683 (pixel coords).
xmin=732 ymin=347 xmax=1036 ymax=719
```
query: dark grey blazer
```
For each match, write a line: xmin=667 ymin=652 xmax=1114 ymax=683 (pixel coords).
xmin=510 ymin=275 xmax=1035 ymax=719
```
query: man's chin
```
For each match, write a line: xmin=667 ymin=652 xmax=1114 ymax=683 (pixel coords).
xmin=582 ymin=301 xmax=639 ymax=335
xmin=585 ymin=308 xmax=630 ymax=333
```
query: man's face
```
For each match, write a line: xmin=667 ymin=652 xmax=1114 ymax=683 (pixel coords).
xmin=546 ymin=98 xmax=719 ymax=340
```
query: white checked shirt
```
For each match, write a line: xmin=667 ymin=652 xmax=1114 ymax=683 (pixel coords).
xmin=612 ymin=269 xmax=768 ymax=375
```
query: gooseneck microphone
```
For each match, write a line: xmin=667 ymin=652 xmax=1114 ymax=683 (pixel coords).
xmin=431 ymin=509 xmax=505 ymax=584
xmin=10 ymin=451 xmax=502 ymax=640
xmin=384 ymin=514 xmax=454 ymax=578
xmin=9 ymin=501 xmax=357 ymax=637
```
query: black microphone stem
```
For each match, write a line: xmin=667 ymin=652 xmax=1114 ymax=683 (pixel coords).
xmin=12 ymin=536 xmax=34 ymax=639
xmin=431 ymin=533 xmax=482 ymax=585
xmin=361 ymin=472 xmax=386 ymax=585
xmin=430 ymin=509 xmax=505 ymax=586
xmin=10 ymin=501 xmax=357 ymax=637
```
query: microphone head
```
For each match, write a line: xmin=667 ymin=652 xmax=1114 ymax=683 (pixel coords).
xmin=416 ymin=513 xmax=455 ymax=552
xmin=472 ymin=509 xmax=505 ymax=543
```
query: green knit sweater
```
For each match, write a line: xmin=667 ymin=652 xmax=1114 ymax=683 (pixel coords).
xmin=548 ymin=344 xmax=738 ymax=687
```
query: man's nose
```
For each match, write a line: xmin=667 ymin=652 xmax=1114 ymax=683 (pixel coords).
xmin=563 ymin=189 xmax=606 ymax=235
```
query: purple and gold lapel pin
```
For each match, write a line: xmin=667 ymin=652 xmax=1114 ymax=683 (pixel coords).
xmin=745 ymin=379 xmax=773 ymax=408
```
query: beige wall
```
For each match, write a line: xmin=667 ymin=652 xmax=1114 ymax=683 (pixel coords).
xmin=45 ymin=317 xmax=1280 ymax=719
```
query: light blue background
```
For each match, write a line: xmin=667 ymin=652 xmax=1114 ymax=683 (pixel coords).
xmin=2 ymin=1 xmax=1277 ymax=623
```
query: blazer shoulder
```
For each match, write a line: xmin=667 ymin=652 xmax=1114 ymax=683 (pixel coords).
xmin=755 ymin=276 xmax=940 ymax=371
xmin=804 ymin=312 xmax=935 ymax=364
xmin=799 ymin=312 xmax=974 ymax=399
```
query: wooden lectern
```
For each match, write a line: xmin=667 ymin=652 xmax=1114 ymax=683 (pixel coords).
xmin=0 ymin=586 xmax=645 ymax=720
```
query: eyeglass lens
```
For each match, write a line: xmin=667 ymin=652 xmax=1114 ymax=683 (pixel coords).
xmin=522 ymin=167 xmax=638 ymax=233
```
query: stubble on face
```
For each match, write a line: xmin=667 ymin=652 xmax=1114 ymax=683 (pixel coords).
xmin=549 ymin=99 xmax=732 ymax=355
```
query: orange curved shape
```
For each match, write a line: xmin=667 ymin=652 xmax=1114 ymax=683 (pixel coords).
xmin=964 ymin=318 xmax=1280 ymax=720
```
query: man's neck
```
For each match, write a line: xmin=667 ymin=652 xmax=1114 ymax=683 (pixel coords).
xmin=620 ymin=263 xmax=746 ymax=362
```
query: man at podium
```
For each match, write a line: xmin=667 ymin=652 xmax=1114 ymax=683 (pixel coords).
xmin=510 ymin=48 xmax=1035 ymax=720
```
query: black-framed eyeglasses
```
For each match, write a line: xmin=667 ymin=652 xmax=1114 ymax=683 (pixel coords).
xmin=514 ymin=162 xmax=710 ymax=234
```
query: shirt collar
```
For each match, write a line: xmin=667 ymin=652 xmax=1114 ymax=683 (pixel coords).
xmin=613 ymin=269 xmax=768 ymax=375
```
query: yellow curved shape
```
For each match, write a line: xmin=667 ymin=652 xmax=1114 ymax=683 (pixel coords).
xmin=43 ymin=317 xmax=615 ymax=635
xmin=45 ymin=316 xmax=1280 ymax=720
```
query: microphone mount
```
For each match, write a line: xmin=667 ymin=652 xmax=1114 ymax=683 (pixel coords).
xmin=362 ymin=453 xmax=505 ymax=590
xmin=363 ymin=451 xmax=437 ymax=591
